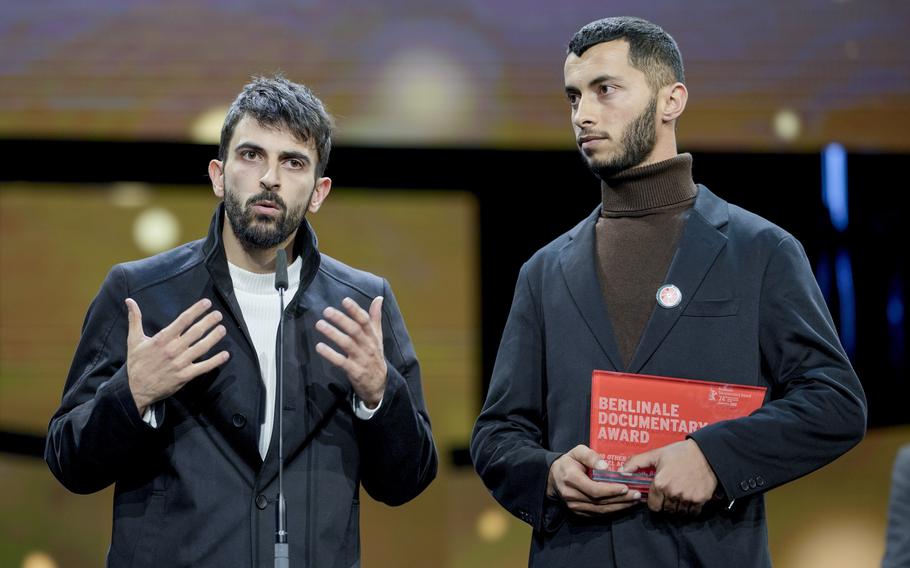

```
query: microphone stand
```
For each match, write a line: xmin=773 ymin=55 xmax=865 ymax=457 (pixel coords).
xmin=274 ymin=249 xmax=289 ymax=568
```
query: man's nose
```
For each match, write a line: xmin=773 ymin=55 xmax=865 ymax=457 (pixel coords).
xmin=259 ymin=164 xmax=280 ymax=191
xmin=573 ymin=95 xmax=597 ymax=129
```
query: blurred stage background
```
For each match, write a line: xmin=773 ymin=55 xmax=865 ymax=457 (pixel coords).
xmin=1 ymin=1 xmax=908 ymax=567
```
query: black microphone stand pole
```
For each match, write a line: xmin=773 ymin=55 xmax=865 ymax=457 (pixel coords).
xmin=273 ymin=249 xmax=289 ymax=568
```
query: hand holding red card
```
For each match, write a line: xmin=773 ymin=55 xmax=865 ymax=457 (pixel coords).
xmin=589 ymin=371 xmax=766 ymax=494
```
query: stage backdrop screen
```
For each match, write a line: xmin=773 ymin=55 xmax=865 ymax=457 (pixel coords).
xmin=1 ymin=1 xmax=908 ymax=151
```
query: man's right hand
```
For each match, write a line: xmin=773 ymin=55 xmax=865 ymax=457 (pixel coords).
xmin=547 ymin=444 xmax=641 ymax=516
xmin=125 ymin=298 xmax=230 ymax=416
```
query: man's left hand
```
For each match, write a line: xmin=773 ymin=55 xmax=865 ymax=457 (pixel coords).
xmin=315 ymin=296 xmax=387 ymax=408
xmin=621 ymin=439 xmax=718 ymax=515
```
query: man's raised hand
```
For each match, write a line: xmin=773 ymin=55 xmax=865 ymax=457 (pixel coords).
xmin=125 ymin=298 xmax=230 ymax=415
xmin=315 ymin=296 xmax=387 ymax=408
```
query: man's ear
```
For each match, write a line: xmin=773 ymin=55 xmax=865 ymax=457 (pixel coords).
xmin=209 ymin=159 xmax=225 ymax=199
xmin=308 ymin=177 xmax=332 ymax=213
xmin=660 ymin=82 xmax=688 ymax=124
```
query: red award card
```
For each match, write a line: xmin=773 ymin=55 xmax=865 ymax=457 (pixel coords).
xmin=589 ymin=370 xmax=766 ymax=492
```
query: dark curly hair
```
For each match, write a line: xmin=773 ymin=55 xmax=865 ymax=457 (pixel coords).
xmin=219 ymin=74 xmax=334 ymax=177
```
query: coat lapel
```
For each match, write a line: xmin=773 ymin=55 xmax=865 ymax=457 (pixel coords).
xmin=559 ymin=208 xmax=624 ymax=371
xmin=201 ymin=205 xmax=328 ymax=474
xmin=259 ymin=280 xmax=349 ymax=489
xmin=627 ymin=186 xmax=729 ymax=373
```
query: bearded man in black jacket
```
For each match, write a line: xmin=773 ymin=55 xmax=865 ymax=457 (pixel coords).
xmin=46 ymin=74 xmax=437 ymax=568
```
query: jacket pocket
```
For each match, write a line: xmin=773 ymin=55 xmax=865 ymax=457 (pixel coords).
xmin=682 ymin=298 xmax=739 ymax=317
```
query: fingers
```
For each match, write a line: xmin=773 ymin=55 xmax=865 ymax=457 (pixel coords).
xmin=636 ymin=440 xmax=716 ymax=515
xmin=368 ymin=296 xmax=384 ymax=333
xmin=315 ymin=341 xmax=349 ymax=368
xmin=125 ymin=298 xmax=145 ymax=348
xmin=321 ymin=306 xmax=360 ymax=338
xmin=316 ymin=298 xmax=388 ymax=401
xmin=647 ymin=487 xmax=665 ymax=512
xmin=342 ymin=297 xmax=371 ymax=326
xmin=570 ymin=476 xmax=632 ymax=502
xmin=183 ymin=351 xmax=231 ymax=380
xmin=159 ymin=298 xmax=213 ymax=340
xmin=323 ymin=298 xmax=377 ymax=337
xmin=646 ymin=486 xmax=704 ymax=515
xmin=621 ymin=448 xmax=658 ymax=474
xmin=562 ymin=446 xmax=615 ymax=501
xmin=179 ymin=309 xmax=224 ymax=348
xmin=178 ymin=324 xmax=227 ymax=368
xmin=563 ymin=480 xmax=635 ymax=503
xmin=317 ymin=297 xmax=382 ymax=352
xmin=549 ymin=446 xmax=645 ymax=517
xmin=557 ymin=446 xmax=631 ymax=502
xmin=560 ymin=482 xmax=640 ymax=515
xmin=567 ymin=444 xmax=608 ymax=471
xmin=315 ymin=319 xmax=356 ymax=352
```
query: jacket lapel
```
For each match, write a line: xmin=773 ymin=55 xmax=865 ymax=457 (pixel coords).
xmin=260 ymin=242 xmax=345 ymax=488
xmin=201 ymin=203 xmax=326 ymax=472
xmin=258 ymin=299 xmax=349 ymax=489
xmin=627 ymin=185 xmax=729 ymax=373
xmin=559 ymin=208 xmax=624 ymax=371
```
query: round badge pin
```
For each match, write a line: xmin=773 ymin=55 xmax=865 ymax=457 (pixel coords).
xmin=656 ymin=284 xmax=682 ymax=309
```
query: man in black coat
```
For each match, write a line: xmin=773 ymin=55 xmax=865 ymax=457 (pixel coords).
xmin=471 ymin=17 xmax=866 ymax=567
xmin=46 ymin=75 xmax=437 ymax=567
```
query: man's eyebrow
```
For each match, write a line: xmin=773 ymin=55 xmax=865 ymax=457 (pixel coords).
xmin=279 ymin=151 xmax=311 ymax=164
xmin=587 ymin=75 xmax=618 ymax=88
xmin=565 ymin=74 xmax=619 ymax=94
xmin=234 ymin=142 xmax=265 ymax=154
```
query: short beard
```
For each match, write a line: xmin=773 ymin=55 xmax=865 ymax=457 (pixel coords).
xmin=224 ymin=182 xmax=308 ymax=250
xmin=586 ymin=95 xmax=658 ymax=181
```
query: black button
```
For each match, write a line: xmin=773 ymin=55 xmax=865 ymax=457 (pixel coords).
xmin=740 ymin=481 xmax=749 ymax=491
xmin=256 ymin=494 xmax=268 ymax=510
xmin=756 ymin=476 xmax=765 ymax=487
xmin=749 ymin=478 xmax=757 ymax=489
xmin=232 ymin=414 xmax=246 ymax=428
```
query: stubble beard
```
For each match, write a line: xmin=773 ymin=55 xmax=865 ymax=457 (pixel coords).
xmin=223 ymin=178 xmax=309 ymax=250
xmin=585 ymin=95 xmax=658 ymax=181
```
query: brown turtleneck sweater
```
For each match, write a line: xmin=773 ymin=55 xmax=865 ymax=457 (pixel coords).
xmin=595 ymin=153 xmax=698 ymax=368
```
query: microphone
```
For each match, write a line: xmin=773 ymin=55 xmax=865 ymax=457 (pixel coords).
xmin=274 ymin=249 xmax=289 ymax=568
xmin=275 ymin=248 xmax=289 ymax=291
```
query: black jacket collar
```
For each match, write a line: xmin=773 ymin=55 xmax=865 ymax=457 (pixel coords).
xmin=202 ymin=202 xmax=322 ymax=311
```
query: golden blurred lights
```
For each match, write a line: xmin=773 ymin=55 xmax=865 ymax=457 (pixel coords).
xmin=21 ymin=551 xmax=58 ymax=568
xmin=190 ymin=105 xmax=229 ymax=145
xmin=476 ymin=507 xmax=509 ymax=542
xmin=133 ymin=207 xmax=180 ymax=254
xmin=109 ymin=182 xmax=152 ymax=209
xmin=773 ymin=109 xmax=802 ymax=142
xmin=342 ymin=49 xmax=477 ymax=144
